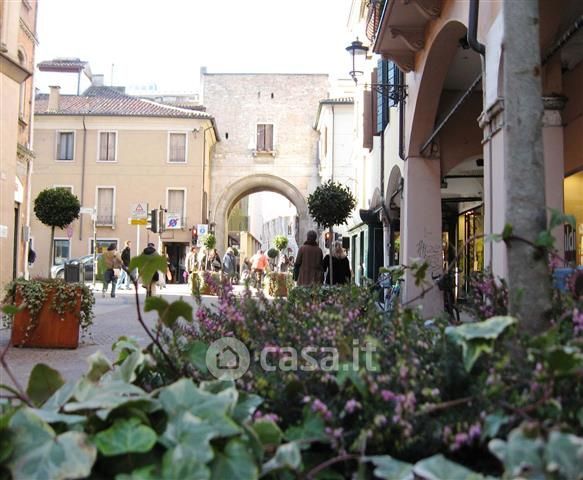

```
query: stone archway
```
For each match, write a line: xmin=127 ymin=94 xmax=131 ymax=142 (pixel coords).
xmin=210 ymin=174 xmax=311 ymax=251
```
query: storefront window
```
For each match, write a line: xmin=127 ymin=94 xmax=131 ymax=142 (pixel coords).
xmin=564 ymin=172 xmax=583 ymax=266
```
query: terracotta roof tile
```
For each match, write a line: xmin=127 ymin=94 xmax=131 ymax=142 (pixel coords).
xmin=35 ymin=93 xmax=212 ymax=119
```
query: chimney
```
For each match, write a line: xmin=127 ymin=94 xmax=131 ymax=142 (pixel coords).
xmin=92 ymin=74 xmax=104 ymax=86
xmin=48 ymin=85 xmax=61 ymax=111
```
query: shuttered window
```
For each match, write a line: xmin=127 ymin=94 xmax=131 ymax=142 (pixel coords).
xmin=57 ymin=132 xmax=74 ymax=160
xmin=387 ymin=61 xmax=400 ymax=108
xmin=256 ymin=124 xmax=274 ymax=151
xmin=376 ymin=60 xmax=389 ymax=133
xmin=98 ymin=132 xmax=116 ymax=161
xmin=96 ymin=187 xmax=114 ymax=225
xmin=168 ymin=133 xmax=187 ymax=162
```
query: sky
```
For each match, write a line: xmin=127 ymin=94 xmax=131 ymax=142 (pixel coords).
xmin=35 ymin=0 xmax=354 ymax=94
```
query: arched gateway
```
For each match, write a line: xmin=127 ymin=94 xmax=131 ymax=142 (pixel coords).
xmin=211 ymin=174 xmax=310 ymax=251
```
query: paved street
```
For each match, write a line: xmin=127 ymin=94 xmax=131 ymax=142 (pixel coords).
xmin=0 ymin=283 xmax=214 ymax=390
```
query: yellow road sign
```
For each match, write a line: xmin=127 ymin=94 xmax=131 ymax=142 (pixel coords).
xmin=130 ymin=218 xmax=148 ymax=225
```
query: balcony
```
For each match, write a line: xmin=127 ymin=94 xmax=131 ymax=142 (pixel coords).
xmin=373 ymin=0 xmax=443 ymax=72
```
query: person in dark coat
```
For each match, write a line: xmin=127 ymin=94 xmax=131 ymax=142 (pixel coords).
xmin=322 ymin=241 xmax=352 ymax=285
xmin=116 ymin=240 xmax=132 ymax=290
xmin=294 ymin=230 xmax=323 ymax=286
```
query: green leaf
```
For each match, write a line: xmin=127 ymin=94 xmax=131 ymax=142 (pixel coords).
xmin=549 ymin=209 xmax=576 ymax=230
xmin=366 ymin=455 xmax=413 ymax=480
xmin=160 ymin=412 xmax=216 ymax=463
xmin=85 ymin=351 xmax=113 ymax=382
xmin=64 ymin=379 xmax=147 ymax=412
xmin=188 ymin=341 xmax=209 ymax=374
xmin=210 ymin=439 xmax=258 ymax=480
xmin=535 ymin=230 xmax=555 ymax=249
xmin=336 ymin=363 xmax=366 ymax=396
xmin=262 ymin=442 xmax=302 ymax=475
xmin=1 ymin=304 xmax=20 ymax=315
xmin=232 ymin=392 xmax=263 ymax=423
xmin=502 ymin=223 xmax=513 ymax=241
xmin=489 ymin=427 xmax=545 ymax=479
xmin=285 ymin=412 xmax=327 ymax=443
xmin=115 ymin=465 xmax=159 ymax=480
xmin=546 ymin=347 xmax=583 ymax=374
xmin=144 ymin=297 xmax=193 ymax=327
xmin=161 ymin=447 xmax=210 ymax=480
xmin=413 ymin=454 xmax=486 ymax=480
xmin=42 ymin=380 xmax=77 ymax=411
xmin=29 ymin=408 xmax=86 ymax=425
xmin=545 ymin=431 xmax=583 ymax=480
xmin=109 ymin=350 xmax=148 ymax=383
xmin=482 ymin=412 xmax=509 ymax=440
xmin=26 ymin=364 xmax=65 ymax=407
xmin=94 ymin=417 xmax=157 ymax=456
xmin=252 ymin=420 xmax=283 ymax=447
xmin=0 ymin=430 xmax=13 ymax=464
xmin=129 ymin=253 xmax=167 ymax=285
xmin=7 ymin=409 xmax=96 ymax=480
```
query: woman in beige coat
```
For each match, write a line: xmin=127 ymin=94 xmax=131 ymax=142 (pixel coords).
xmin=294 ymin=230 xmax=323 ymax=286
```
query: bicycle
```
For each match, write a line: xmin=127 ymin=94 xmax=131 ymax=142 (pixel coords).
xmin=432 ymin=271 xmax=460 ymax=323
xmin=373 ymin=272 xmax=403 ymax=315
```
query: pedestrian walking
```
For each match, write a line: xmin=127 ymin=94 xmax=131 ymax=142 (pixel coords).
xmin=116 ymin=240 xmax=132 ymax=290
xmin=185 ymin=246 xmax=199 ymax=283
xmin=141 ymin=243 xmax=160 ymax=297
xmin=102 ymin=243 xmax=123 ymax=298
xmin=250 ymin=249 xmax=269 ymax=287
xmin=294 ymin=230 xmax=323 ymax=287
xmin=322 ymin=242 xmax=351 ymax=285
xmin=222 ymin=247 xmax=237 ymax=283
xmin=209 ymin=248 xmax=222 ymax=272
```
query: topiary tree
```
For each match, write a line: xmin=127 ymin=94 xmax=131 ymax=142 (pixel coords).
xmin=34 ymin=188 xmax=81 ymax=276
xmin=307 ymin=180 xmax=356 ymax=284
xmin=267 ymin=248 xmax=279 ymax=259
xmin=273 ymin=235 xmax=289 ymax=271
xmin=201 ymin=233 xmax=217 ymax=270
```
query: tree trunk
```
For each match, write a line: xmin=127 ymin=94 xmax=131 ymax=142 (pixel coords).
xmin=503 ymin=0 xmax=551 ymax=334
xmin=48 ymin=226 xmax=55 ymax=277
xmin=329 ymin=226 xmax=334 ymax=285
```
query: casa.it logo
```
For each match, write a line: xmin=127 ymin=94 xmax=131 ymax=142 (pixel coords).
xmin=206 ymin=337 xmax=250 ymax=380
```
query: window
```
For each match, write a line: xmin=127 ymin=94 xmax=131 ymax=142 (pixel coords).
xmin=166 ymin=189 xmax=185 ymax=229
xmin=256 ymin=124 xmax=274 ymax=152
xmin=96 ymin=187 xmax=115 ymax=226
xmin=53 ymin=239 xmax=70 ymax=265
xmin=19 ymin=83 xmax=26 ymax=119
xmin=168 ymin=132 xmax=187 ymax=163
xmin=57 ymin=132 xmax=74 ymax=160
xmin=91 ymin=239 xmax=118 ymax=254
xmin=98 ymin=132 xmax=117 ymax=161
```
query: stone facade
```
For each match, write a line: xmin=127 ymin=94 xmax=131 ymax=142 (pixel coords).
xmin=201 ymin=72 xmax=329 ymax=249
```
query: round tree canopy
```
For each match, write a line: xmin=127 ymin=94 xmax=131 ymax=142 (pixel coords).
xmin=201 ymin=233 xmax=217 ymax=250
xmin=308 ymin=180 xmax=356 ymax=228
xmin=273 ymin=235 xmax=289 ymax=251
xmin=34 ymin=188 xmax=81 ymax=229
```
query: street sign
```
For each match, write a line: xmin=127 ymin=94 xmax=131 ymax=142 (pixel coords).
xmin=130 ymin=202 xmax=148 ymax=220
xmin=80 ymin=207 xmax=94 ymax=215
xmin=130 ymin=218 xmax=148 ymax=225
xmin=197 ymin=224 xmax=208 ymax=237
xmin=166 ymin=212 xmax=181 ymax=229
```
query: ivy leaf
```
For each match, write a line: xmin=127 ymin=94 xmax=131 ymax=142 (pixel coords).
xmin=210 ymin=439 xmax=258 ymax=480
xmin=413 ymin=454 xmax=486 ymax=480
xmin=85 ymin=351 xmax=113 ymax=382
xmin=545 ymin=431 xmax=583 ymax=480
xmin=336 ymin=363 xmax=366 ymax=396
xmin=489 ymin=428 xmax=545 ymax=479
xmin=232 ymin=392 xmax=263 ymax=423
xmin=29 ymin=409 xmax=86 ymax=425
xmin=64 ymin=379 xmax=147 ymax=412
xmin=482 ymin=412 xmax=510 ymax=440
xmin=26 ymin=364 xmax=65 ymax=407
xmin=42 ymin=381 xmax=77 ymax=411
xmin=366 ymin=455 xmax=413 ymax=480
xmin=160 ymin=412 xmax=216 ymax=463
xmin=94 ymin=418 xmax=157 ymax=456
xmin=252 ymin=420 xmax=283 ymax=447
xmin=262 ymin=442 xmax=302 ymax=475
xmin=187 ymin=341 xmax=209 ymax=374
xmin=549 ymin=209 xmax=576 ymax=230
xmin=161 ymin=447 xmax=210 ymax=480
xmin=109 ymin=350 xmax=148 ymax=383
xmin=535 ymin=230 xmax=555 ymax=249
xmin=7 ymin=409 xmax=96 ymax=480
xmin=129 ymin=253 xmax=167 ymax=285
xmin=285 ymin=412 xmax=327 ymax=443
xmin=115 ymin=465 xmax=159 ymax=480
xmin=545 ymin=347 xmax=583 ymax=374
xmin=144 ymin=297 xmax=193 ymax=327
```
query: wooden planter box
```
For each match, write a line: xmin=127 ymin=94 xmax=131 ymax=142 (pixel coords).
xmin=11 ymin=290 xmax=81 ymax=349
xmin=264 ymin=273 xmax=290 ymax=297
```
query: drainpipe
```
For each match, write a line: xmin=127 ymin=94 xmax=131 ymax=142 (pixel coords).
xmin=200 ymin=125 xmax=213 ymax=223
xmin=467 ymin=0 xmax=486 ymax=56
xmin=398 ymin=72 xmax=405 ymax=160
xmin=331 ymin=105 xmax=335 ymax=181
xmin=79 ymin=116 xmax=87 ymax=241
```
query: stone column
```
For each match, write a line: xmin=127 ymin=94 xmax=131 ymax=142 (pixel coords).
xmin=479 ymin=99 xmax=507 ymax=279
xmin=401 ymin=156 xmax=443 ymax=318
xmin=542 ymin=95 xmax=567 ymax=259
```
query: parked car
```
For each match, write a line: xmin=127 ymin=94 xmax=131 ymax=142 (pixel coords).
xmin=50 ymin=255 xmax=100 ymax=282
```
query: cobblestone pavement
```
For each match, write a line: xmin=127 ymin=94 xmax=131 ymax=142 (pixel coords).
xmin=0 ymin=283 xmax=217 ymax=389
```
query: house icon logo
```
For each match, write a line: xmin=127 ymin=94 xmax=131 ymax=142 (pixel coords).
xmin=206 ymin=337 xmax=250 ymax=380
